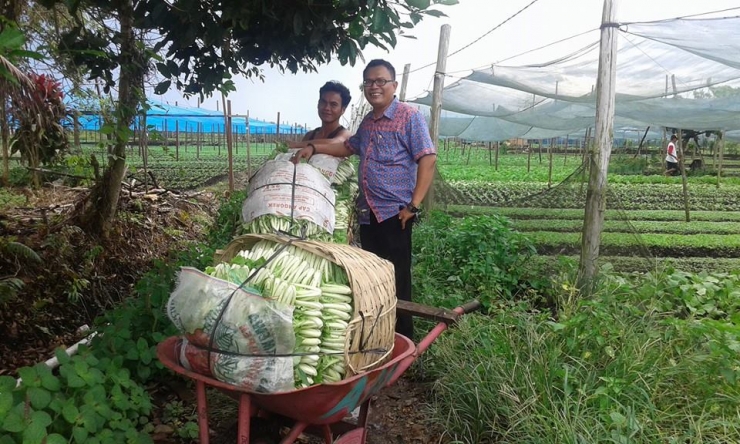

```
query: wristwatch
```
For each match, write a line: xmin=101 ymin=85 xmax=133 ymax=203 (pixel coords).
xmin=406 ymin=203 xmax=421 ymax=214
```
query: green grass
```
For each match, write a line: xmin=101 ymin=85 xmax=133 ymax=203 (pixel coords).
xmin=419 ymin=269 xmax=740 ymax=444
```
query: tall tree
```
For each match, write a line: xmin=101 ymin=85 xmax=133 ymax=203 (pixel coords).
xmin=40 ymin=0 xmax=456 ymax=237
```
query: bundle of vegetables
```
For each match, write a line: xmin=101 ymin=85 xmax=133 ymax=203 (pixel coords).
xmin=242 ymin=216 xmax=332 ymax=241
xmin=205 ymin=239 xmax=354 ymax=388
xmin=333 ymin=159 xmax=355 ymax=186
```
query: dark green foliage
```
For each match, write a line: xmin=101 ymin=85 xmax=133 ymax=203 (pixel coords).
xmin=208 ymin=190 xmax=248 ymax=249
xmin=0 ymin=349 xmax=153 ymax=444
xmin=413 ymin=211 xmax=544 ymax=308
xmin=0 ymin=190 xmax=248 ymax=442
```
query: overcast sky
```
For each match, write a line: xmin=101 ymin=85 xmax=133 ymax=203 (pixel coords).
xmin=160 ymin=0 xmax=740 ymax=129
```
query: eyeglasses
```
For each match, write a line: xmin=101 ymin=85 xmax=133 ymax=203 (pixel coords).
xmin=362 ymin=79 xmax=394 ymax=88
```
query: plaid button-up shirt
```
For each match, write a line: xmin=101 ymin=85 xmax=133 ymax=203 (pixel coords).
xmin=346 ymin=98 xmax=436 ymax=224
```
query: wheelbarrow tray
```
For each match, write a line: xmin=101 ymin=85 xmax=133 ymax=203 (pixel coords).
xmin=157 ymin=333 xmax=416 ymax=425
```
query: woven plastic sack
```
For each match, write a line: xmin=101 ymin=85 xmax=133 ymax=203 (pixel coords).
xmin=274 ymin=149 xmax=342 ymax=182
xmin=166 ymin=267 xmax=296 ymax=393
xmin=242 ymin=160 xmax=336 ymax=234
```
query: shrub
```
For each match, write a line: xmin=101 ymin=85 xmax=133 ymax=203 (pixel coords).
xmin=413 ymin=211 xmax=544 ymax=309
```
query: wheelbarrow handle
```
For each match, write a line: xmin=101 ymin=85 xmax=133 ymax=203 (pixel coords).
xmin=457 ymin=299 xmax=482 ymax=315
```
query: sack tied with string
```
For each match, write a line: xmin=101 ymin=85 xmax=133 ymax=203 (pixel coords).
xmin=166 ymin=267 xmax=296 ymax=393
xmin=242 ymin=160 xmax=335 ymax=238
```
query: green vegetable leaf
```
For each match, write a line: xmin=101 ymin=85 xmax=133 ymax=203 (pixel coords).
xmin=63 ymin=401 xmax=80 ymax=424
xmin=27 ymin=387 xmax=51 ymax=409
xmin=2 ymin=410 xmax=25 ymax=433
xmin=46 ymin=434 xmax=68 ymax=444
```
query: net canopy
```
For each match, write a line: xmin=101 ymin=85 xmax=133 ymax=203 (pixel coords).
xmin=411 ymin=15 xmax=740 ymax=142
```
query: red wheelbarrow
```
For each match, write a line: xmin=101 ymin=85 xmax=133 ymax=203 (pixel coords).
xmin=156 ymin=299 xmax=481 ymax=444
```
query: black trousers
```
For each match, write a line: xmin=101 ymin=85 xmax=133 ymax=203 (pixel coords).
xmin=359 ymin=211 xmax=414 ymax=340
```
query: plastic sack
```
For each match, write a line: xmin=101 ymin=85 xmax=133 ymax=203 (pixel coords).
xmin=242 ymin=160 xmax=336 ymax=234
xmin=275 ymin=149 xmax=342 ymax=182
xmin=166 ymin=267 xmax=296 ymax=393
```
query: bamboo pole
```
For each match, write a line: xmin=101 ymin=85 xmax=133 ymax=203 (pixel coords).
xmin=675 ymin=129 xmax=690 ymax=222
xmin=73 ymin=111 xmax=81 ymax=150
xmin=717 ymin=131 xmax=724 ymax=188
xmin=276 ymin=112 xmax=281 ymax=145
xmin=246 ymin=111 xmax=252 ymax=178
xmin=227 ymin=100 xmax=234 ymax=192
xmin=495 ymin=141 xmax=499 ymax=171
xmin=197 ymin=122 xmax=201 ymax=160
xmin=424 ymin=24 xmax=451 ymax=212
xmin=399 ymin=64 xmax=411 ymax=102
xmin=175 ymin=120 xmax=180 ymax=161
xmin=578 ymin=0 xmax=619 ymax=290
xmin=140 ymin=114 xmax=149 ymax=192
xmin=548 ymin=138 xmax=553 ymax=187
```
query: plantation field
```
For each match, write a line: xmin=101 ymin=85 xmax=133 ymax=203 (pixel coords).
xmin=433 ymin=150 xmax=740 ymax=274
xmin=77 ymin=143 xmax=278 ymax=189
xmin=34 ymin=145 xmax=740 ymax=273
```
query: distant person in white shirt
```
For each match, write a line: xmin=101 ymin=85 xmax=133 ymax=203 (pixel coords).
xmin=665 ymin=134 xmax=679 ymax=176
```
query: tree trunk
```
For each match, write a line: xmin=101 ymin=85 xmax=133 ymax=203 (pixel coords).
xmin=1 ymin=88 xmax=8 ymax=186
xmin=77 ymin=0 xmax=140 ymax=238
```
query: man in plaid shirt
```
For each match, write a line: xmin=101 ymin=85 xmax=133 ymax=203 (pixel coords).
xmin=291 ymin=59 xmax=437 ymax=340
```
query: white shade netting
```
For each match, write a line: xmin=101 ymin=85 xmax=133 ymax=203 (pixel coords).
xmin=411 ymin=15 xmax=740 ymax=141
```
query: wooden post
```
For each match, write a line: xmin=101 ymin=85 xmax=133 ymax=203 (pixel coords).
xmin=227 ymin=100 xmax=234 ymax=192
xmin=73 ymin=111 xmax=81 ymax=150
xmin=399 ymin=63 xmax=411 ymax=102
xmin=675 ymin=129 xmax=690 ymax=222
xmin=717 ymin=131 xmax=724 ymax=188
xmin=538 ymin=139 xmax=543 ymax=163
xmin=140 ymin=114 xmax=149 ymax=192
xmin=175 ymin=120 xmax=180 ymax=161
xmin=495 ymin=141 xmax=499 ymax=171
xmin=578 ymin=0 xmax=619 ymax=290
xmin=488 ymin=141 xmax=492 ymax=166
xmin=548 ymin=137 xmax=553 ymax=187
xmin=425 ymin=24 xmax=451 ymax=212
xmin=276 ymin=112 xmax=281 ymax=144
xmin=246 ymin=111 xmax=252 ymax=178
xmin=197 ymin=122 xmax=201 ymax=160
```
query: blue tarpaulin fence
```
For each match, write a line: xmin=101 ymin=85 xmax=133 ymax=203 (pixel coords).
xmin=75 ymin=102 xmax=306 ymax=135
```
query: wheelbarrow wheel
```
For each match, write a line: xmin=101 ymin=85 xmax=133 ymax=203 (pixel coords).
xmin=334 ymin=428 xmax=366 ymax=444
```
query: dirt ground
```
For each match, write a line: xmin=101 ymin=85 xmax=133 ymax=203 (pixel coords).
xmin=1 ymin=182 xmax=450 ymax=444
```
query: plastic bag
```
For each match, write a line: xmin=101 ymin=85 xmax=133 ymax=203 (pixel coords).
xmin=166 ymin=267 xmax=296 ymax=393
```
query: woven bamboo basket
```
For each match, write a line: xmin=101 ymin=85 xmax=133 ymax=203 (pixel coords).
xmin=215 ymin=233 xmax=397 ymax=377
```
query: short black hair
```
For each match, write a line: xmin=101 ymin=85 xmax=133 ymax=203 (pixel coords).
xmin=363 ymin=59 xmax=396 ymax=81
xmin=671 ymin=134 xmax=678 ymax=140
xmin=319 ymin=81 xmax=351 ymax=108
